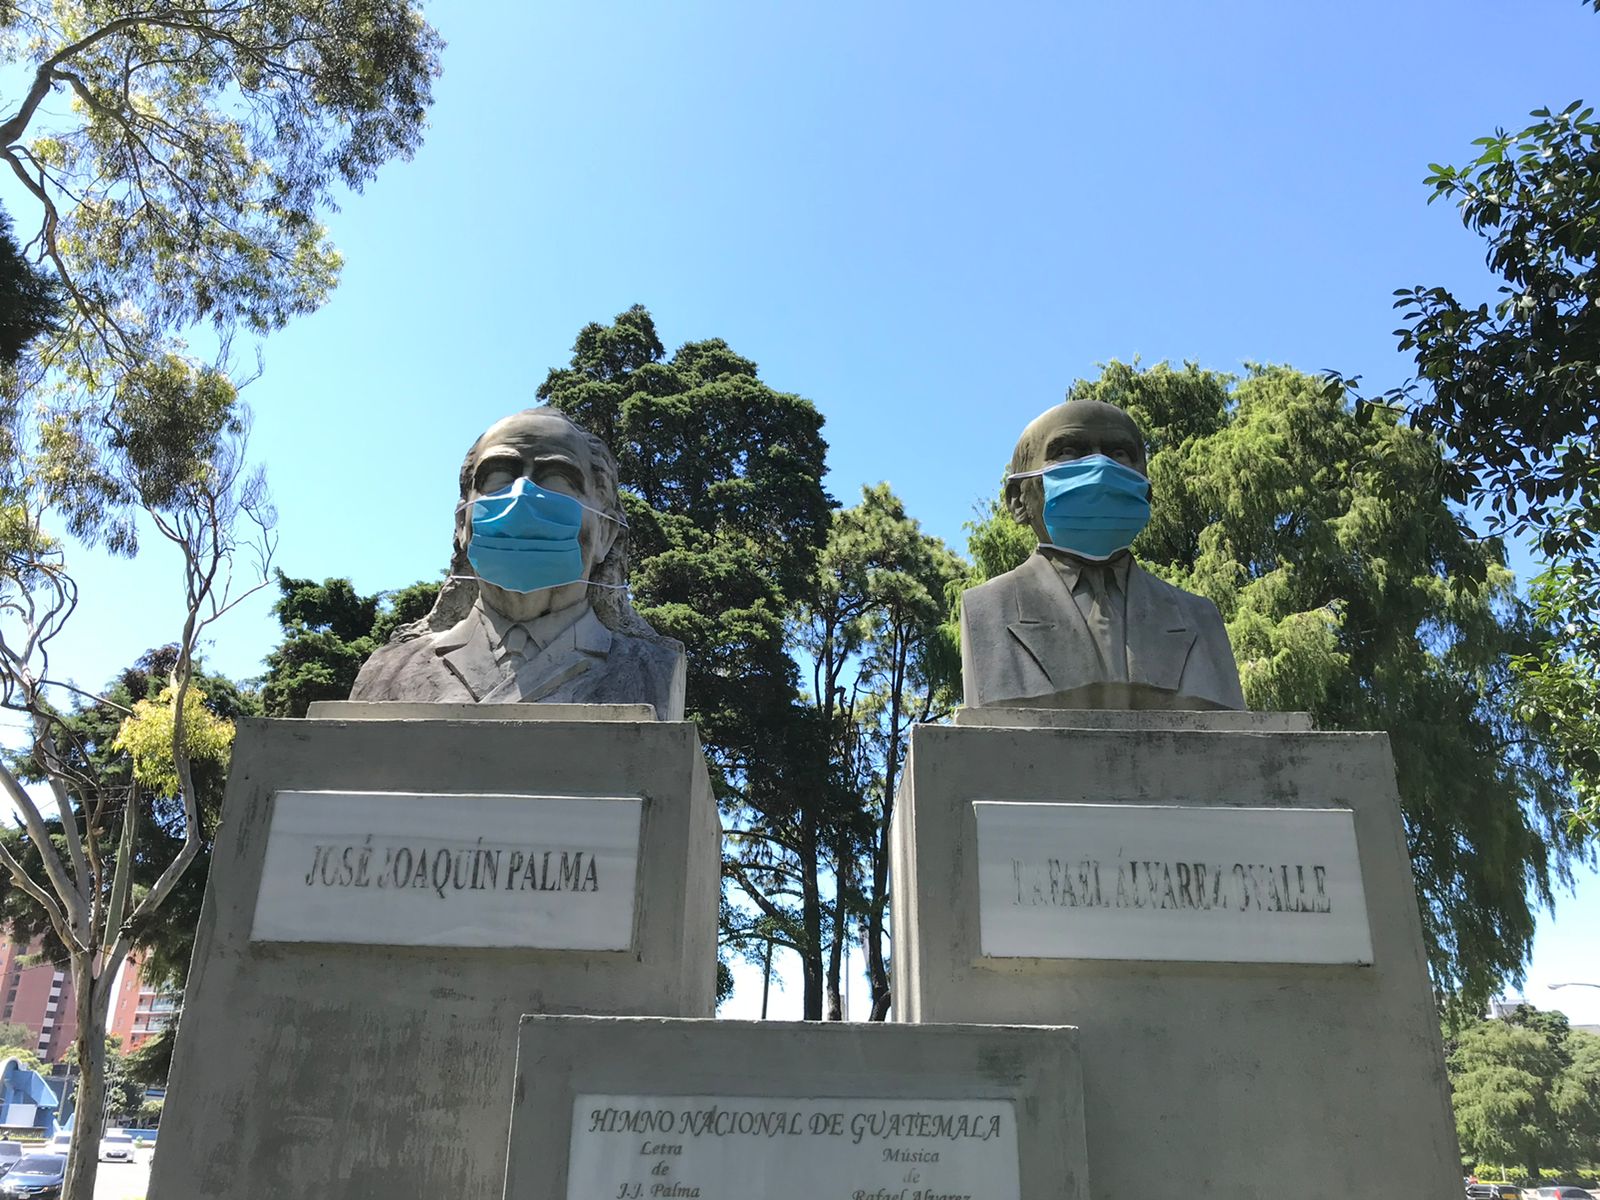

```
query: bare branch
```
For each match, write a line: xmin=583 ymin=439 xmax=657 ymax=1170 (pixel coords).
xmin=33 ymin=728 xmax=91 ymax=904
xmin=0 ymin=833 xmax=74 ymax=949
xmin=0 ymin=758 xmax=87 ymax=946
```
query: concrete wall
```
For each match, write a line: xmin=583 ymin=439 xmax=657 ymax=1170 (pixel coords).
xmin=150 ymin=715 xmax=720 ymax=1200
xmin=891 ymin=719 xmax=1461 ymax=1200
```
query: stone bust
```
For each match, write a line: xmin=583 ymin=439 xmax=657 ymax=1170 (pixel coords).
xmin=959 ymin=399 xmax=1244 ymax=711
xmin=350 ymin=408 xmax=687 ymax=718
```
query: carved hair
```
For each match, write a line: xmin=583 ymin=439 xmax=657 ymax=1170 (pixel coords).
xmin=1002 ymin=399 xmax=1146 ymax=529
xmin=397 ymin=407 xmax=665 ymax=642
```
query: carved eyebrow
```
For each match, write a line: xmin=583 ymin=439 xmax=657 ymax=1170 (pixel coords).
xmin=474 ymin=450 xmax=586 ymax=480
xmin=473 ymin=452 xmax=523 ymax=480
xmin=528 ymin=454 xmax=586 ymax=482
xmin=1043 ymin=433 xmax=1093 ymax=459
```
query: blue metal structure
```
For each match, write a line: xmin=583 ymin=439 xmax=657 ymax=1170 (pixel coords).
xmin=0 ymin=1057 xmax=60 ymax=1134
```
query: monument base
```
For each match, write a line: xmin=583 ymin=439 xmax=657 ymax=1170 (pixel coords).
xmin=505 ymin=1016 xmax=1089 ymax=1200
xmin=891 ymin=710 xmax=1460 ymax=1199
xmin=150 ymin=712 xmax=719 ymax=1200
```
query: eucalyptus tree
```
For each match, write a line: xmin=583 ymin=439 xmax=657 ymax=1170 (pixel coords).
xmin=0 ymin=378 xmax=272 ymax=1200
xmin=0 ymin=0 xmax=441 ymax=550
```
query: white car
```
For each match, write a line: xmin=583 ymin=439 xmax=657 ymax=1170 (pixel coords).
xmin=98 ymin=1132 xmax=134 ymax=1162
xmin=43 ymin=1132 xmax=70 ymax=1156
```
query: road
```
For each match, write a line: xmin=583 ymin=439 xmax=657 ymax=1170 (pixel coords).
xmin=92 ymin=1153 xmax=151 ymax=1200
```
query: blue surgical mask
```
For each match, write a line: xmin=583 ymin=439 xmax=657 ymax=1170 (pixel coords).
xmin=463 ymin=478 xmax=620 ymax=594
xmin=1008 ymin=454 xmax=1151 ymax=560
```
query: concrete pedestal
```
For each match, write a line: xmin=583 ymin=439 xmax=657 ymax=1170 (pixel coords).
xmin=505 ymin=1016 xmax=1090 ymax=1200
xmin=150 ymin=712 xmax=719 ymax=1200
xmin=891 ymin=711 xmax=1460 ymax=1199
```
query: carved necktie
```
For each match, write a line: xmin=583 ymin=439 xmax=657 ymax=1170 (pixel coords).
xmin=498 ymin=624 xmax=532 ymax=668
xmin=1079 ymin=565 xmax=1127 ymax=682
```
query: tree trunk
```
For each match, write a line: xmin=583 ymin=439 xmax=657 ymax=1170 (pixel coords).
xmin=760 ymin=939 xmax=774 ymax=1020
xmin=865 ymin=636 xmax=909 ymax=1022
xmin=800 ymin=816 xmax=823 ymax=1020
xmin=62 ymin=961 xmax=105 ymax=1200
xmin=826 ymin=829 xmax=847 ymax=1020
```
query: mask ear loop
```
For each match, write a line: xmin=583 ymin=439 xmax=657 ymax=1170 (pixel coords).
xmin=446 ymin=574 xmax=631 ymax=591
xmin=456 ymin=483 xmax=630 ymax=529
xmin=1006 ymin=454 xmax=1131 ymax=483
xmin=1012 ymin=460 xmax=1142 ymax=561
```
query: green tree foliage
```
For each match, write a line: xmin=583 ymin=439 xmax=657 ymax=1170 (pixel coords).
xmin=0 ymin=0 xmax=441 ymax=551
xmin=537 ymin=306 xmax=834 ymax=1017
xmin=0 ymin=1021 xmax=42 ymax=1072
xmin=0 ymin=203 xmax=57 ymax=368
xmin=1450 ymin=1005 xmax=1600 ymax=1181
xmin=955 ymin=362 xmax=1585 ymax=1010
xmin=794 ymin=484 xmax=964 ymax=1020
xmin=1337 ymin=89 xmax=1600 ymax=829
xmin=261 ymin=573 xmax=439 ymax=716
xmin=102 ymin=1038 xmax=142 ymax=1122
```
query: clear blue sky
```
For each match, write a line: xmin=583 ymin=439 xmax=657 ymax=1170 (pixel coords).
xmin=21 ymin=0 xmax=1600 ymax=1019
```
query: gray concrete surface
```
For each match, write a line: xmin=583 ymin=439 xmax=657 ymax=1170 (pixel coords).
xmin=307 ymin=700 xmax=657 ymax=721
xmin=891 ymin=720 xmax=1461 ymax=1200
xmin=952 ymin=705 xmax=1313 ymax=731
xmin=149 ymin=715 xmax=720 ymax=1200
xmin=504 ymin=1016 xmax=1089 ymax=1200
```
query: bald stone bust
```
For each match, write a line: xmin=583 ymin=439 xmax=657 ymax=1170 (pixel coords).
xmin=959 ymin=400 xmax=1244 ymax=711
xmin=350 ymin=408 xmax=687 ymax=719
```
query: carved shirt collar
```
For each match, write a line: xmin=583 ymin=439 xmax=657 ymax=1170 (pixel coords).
xmin=475 ymin=596 xmax=603 ymax=656
xmin=1038 ymin=547 xmax=1132 ymax=595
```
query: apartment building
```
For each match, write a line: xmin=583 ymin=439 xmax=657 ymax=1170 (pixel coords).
xmin=0 ymin=939 xmax=76 ymax=1061
xmin=107 ymin=953 xmax=176 ymax=1051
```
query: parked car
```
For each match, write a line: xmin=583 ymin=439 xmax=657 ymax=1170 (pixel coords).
xmin=0 ymin=1143 xmax=20 ymax=1178
xmin=41 ymin=1133 xmax=70 ymax=1157
xmin=0 ymin=1153 xmax=65 ymax=1198
xmin=1466 ymin=1182 xmax=1522 ymax=1200
xmin=97 ymin=1131 xmax=134 ymax=1163
xmin=1527 ymin=1187 xmax=1594 ymax=1199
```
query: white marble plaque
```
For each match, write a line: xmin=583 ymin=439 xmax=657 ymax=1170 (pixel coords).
xmin=251 ymin=791 xmax=642 ymax=949
xmin=569 ymin=1094 xmax=1019 ymax=1200
xmin=975 ymin=802 xmax=1372 ymax=964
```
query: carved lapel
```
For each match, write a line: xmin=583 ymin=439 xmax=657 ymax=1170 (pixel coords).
xmin=1124 ymin=564 xmax=1196 ymax=692
xmin=437 ymin=612 xmax=503 ymax=701
xmin=482 ymin=610 xmax=614 ymax=704
xmin=1003 ymin=555 xmax=1103 ymax=695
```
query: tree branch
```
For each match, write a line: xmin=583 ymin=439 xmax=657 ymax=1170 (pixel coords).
xmin=0 ymin=760 xmax=85 ymax=946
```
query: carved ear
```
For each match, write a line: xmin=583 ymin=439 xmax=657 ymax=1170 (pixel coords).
xmin=1004 ymin=476 xmax=1033 ymax=527
xmin=588 ymin=515 xmax=620 ymax=575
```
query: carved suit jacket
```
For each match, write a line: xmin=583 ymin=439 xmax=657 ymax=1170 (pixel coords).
xmin=350 ymin=601 xmax=686 ymax=720
xmin=958 ymin=553 xmax=1244 ymax=711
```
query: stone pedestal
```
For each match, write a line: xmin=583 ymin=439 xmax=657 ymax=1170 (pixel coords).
xmin=150 ymin=709 xmax=719 ymax=1200
xmin=504 ymin=1016 xmax=1089 ymax=1200
xmin=891 ymin=710 xmax=1460 ymax=1199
